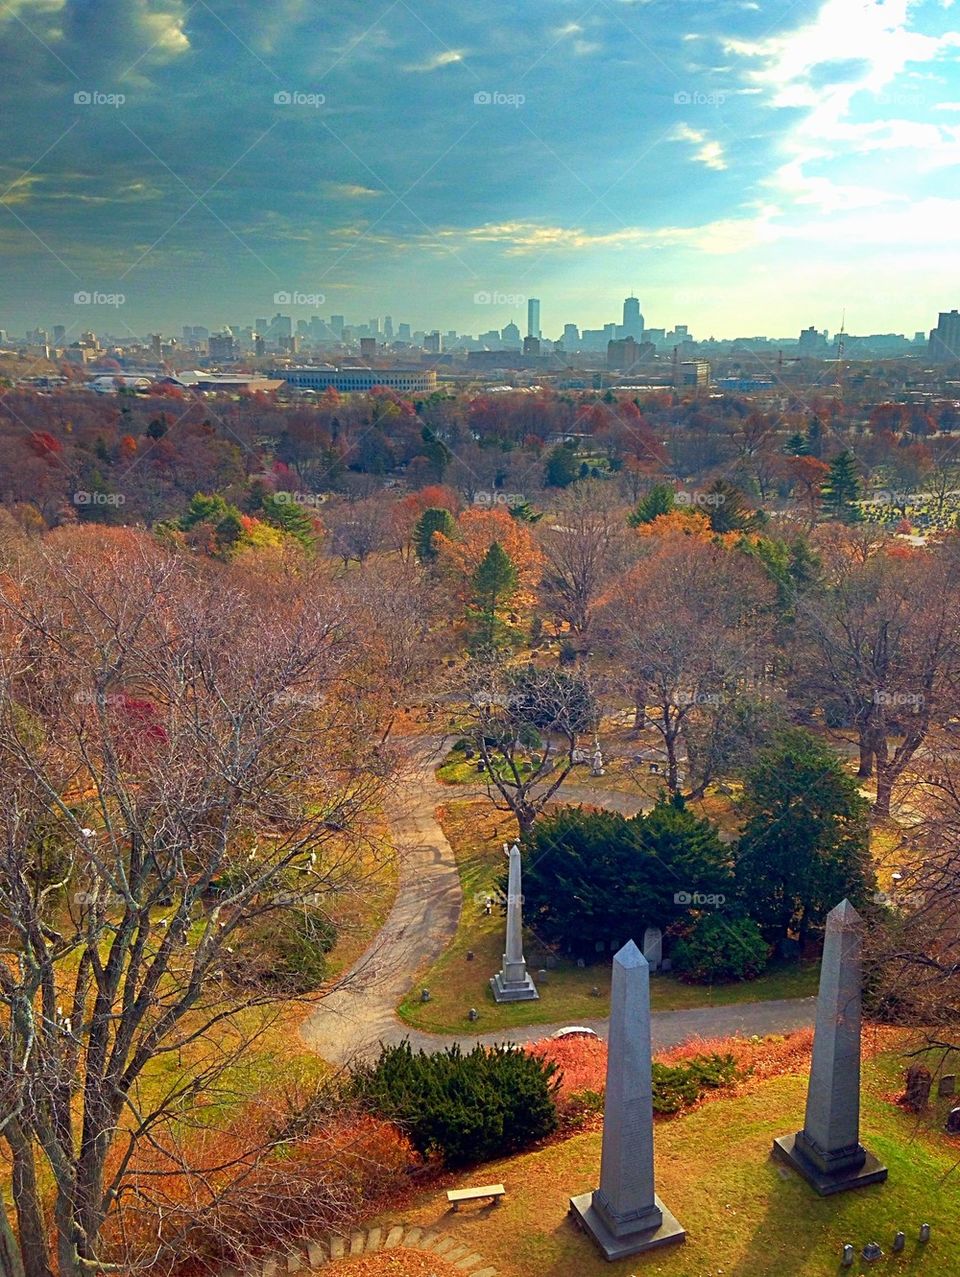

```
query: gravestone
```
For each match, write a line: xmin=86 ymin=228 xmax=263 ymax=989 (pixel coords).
xmin=892 ymin=1231 xmax=905 ymax=1253
xmin=537 ymin=968 xmax=548 ymax=984
xmin=467 ymin=1007 xmax=479 ymax=1022
xmin=861 ymin=1242 xmax=883 ymax=1262
xmin=490 ymin=844 xmax=538 ymax=1002
xmin=938 ymin=1074 xmax=956 ymax=1098
xmin=841 ymin=1243 xmax=854 ymax=1267
xmin=641 ymin=926 xmax=663 ymax=973
xmin=569 ymin=941 xmax=685 ymax=1260
xmin=919 ymin=1223 xmax=931 ymax=1243
xmin=945 ymin=1106 xmax=960 ymax=1134
xmin=903 ymin=1064 xmax=932 ymax=1111
xmin=772 ymin=899 xmax=888 ymax=1195
xmin=660 ymin=958 xmax=673 ymax=973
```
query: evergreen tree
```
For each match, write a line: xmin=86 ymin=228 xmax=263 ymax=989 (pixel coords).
xmin=413 ymin=506 xmax=455 ymax=562
xmin=823 ymin=450 xmax=862 ymax=521
xmin=469 ymin=541 xmax=519 ymax=651
xmin=735 ymin=729 xmax=875 ymax=944
xmin=704 ymin=478 xmax=754 ymax=533
xmin=629 ymin=483 xmax=676 ymax=526
xmin=544 ymin=443 xmax=579 ymax=488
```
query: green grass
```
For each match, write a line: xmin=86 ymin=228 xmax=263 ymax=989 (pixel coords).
xmin=436 ymin=744 xmax=543 ymax=787
xmin=381 ymin=1047 xmax=960 ymax=1277
xmin=396 ymin=799 xmax=819 ymax=1034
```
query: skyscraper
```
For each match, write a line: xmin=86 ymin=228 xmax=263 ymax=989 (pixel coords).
xmin=622 ymin=295 xmax=643 ymax=339
xmin=929 ymin=310 xmax=960 ymax=362
xmin=527 ymin=297 xmax=541 ymax=340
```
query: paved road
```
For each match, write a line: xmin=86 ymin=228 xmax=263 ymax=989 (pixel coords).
xmin=301 ymin=741 xmax=816 ymax=1066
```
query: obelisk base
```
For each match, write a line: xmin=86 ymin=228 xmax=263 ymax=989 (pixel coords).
xmin=490 ymin=970 xmax=539 ymax=1002
xmin=772 ymin=1134 xmax=888 ymax=1196
xmin=569 ymin=1192 xmax=685 ymax=1260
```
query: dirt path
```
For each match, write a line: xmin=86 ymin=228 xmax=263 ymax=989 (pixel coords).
xmin=301 ymin=743 xmax=815 ymax=1066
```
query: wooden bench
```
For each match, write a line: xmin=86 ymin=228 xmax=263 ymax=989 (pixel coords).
xmin=446 ymin=1184 xmax=505 ymax=1211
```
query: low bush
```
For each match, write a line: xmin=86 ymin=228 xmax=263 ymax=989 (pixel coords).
xmin=672 ymin=913 xmax=769 ymax=983
xmin=651 ymin=1052 xmax=739 ymax=1114
xmin=349 ymin=1040 xmax=560 ymax=1167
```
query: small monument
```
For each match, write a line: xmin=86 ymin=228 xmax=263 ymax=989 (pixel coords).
xmin=490 ymin=844 xmax=538 ymax=1002
xmin=569 ymin=940 xmax=685 ymax=1259
xmin=642 ymin=925 xmax=663 ymax=972
xmin=773 ymin=899 xmax=888 ymax=1195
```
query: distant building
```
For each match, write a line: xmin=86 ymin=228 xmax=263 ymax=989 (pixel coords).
xmin=621 ymin=295 xmax=644 ymax=339
xmin=929 ymin=310 xmax=960 ymax=362
xmin=208 ymin=331 xmax=236 ymax=361
xmin=527 ymin=298 xmax=541 ymax=340
xmin=675 ymin=358 xmax=710 ymax=391
xmin=359 ymin=336 xmax=377 ymax=361
xmin=501 ymin=321 xmax=521 ymax=348
xmin=279 ymin=367 xmax=438 ymax=394
xmin=523 ymin=335 xmax=541 ymax=355
xmin=423 ymin=330 xmax=441 ymax=354
xmin=562 ymin=323 xmax=580 ymax=348
xmin=798 ymin=326 xmax=828 ymax=356
xmin=607 ymin=337 xmax=648 ymax=371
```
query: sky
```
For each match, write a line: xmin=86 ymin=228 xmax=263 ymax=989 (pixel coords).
xmin=1 ymin=0 xmax=959 ymax=341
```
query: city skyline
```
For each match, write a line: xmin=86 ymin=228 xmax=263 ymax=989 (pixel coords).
xmin=1 ymin=1 xmax=960 ymax=335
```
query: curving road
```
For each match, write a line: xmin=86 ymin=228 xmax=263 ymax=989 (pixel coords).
xmin=301 ymin=741 xmax=816 ymax=1066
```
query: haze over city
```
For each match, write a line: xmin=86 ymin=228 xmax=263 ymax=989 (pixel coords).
xmin=2 ymin=0 xmax=960 ymax=335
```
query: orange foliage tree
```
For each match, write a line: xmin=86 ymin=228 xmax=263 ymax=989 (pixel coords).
xmin=434 ymin=506 xmax=543 ymax=608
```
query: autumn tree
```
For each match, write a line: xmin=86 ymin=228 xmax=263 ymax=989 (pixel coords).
xmin=0 ymin=528 xmax=398 ymax=1277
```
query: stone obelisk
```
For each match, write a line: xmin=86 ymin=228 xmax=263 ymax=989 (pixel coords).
xmin=569 ymin=940 xmax=685 ymax=1259
xmin=773 ymin=899 xmax=888 ymax=1195
xmin=490 ymin=843 xmax=538 ymax=1002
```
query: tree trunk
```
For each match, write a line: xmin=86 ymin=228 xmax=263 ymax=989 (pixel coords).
xmin=874 ymin=769 xmax=893 ymax=819
xmin=7 ymin=1124 xmax=54 ymax=1277
xmin=0 ymin=1189 xmax=26 ymax=1277
xmin=857 ymin=730 xmax=874 ymax=778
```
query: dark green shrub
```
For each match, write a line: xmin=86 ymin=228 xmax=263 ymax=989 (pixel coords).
xmin=349 ymin=1041 xmax=559 ymax=1167
xmin=672 ymin=913 xmax=769 ymax=983
xmin=651 ymin=1053 xmax=738 ymax=1114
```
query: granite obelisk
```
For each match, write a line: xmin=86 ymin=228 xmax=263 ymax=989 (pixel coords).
xmin=773 ymin=899 xmax=888 ymax=1194
xmin=490 ymin=843 xmax=538 ymax=1002
xmin=569 ymin=940 xmax=685 ymax=1259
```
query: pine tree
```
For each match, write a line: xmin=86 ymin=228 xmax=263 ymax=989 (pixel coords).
xmin=469 ymin=541 xmax=519 ymax=650
xmin=629 ymin=483 xmax=676 ymax=526
xmin=823 ymin=450 xmax=862 ymax=522
xmin=413 ymin=506 xmax=455 ymax=562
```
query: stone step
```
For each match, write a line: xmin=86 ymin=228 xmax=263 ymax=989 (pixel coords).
xmin=453 ymin=1255 xmax=486 ymax=1272
xmin=443 ymin=1244 xmax=472 ymax=1263
xmin=402 ymin=1226 xmax=425 ymax=1247
xmin=328 ymin=1237 xmax=345 ymax=1260
xmin=432 ymin=1236 xmax=457 ymax=1256
xmin=471 ymin=1269 xmax=499 ymax=1277
xmin=364 ymin=1227 xmax=382 ymax=1253
xmin=285 ymin=1253 xmax=302 ymax=1273
xmin=349 ymin=1232 xmax=365 ymax=1256
xmin=416 ymin=1230 xmax=441 ymax=1251
xmin=305 ymin=1239 xmax=326 ymax=1267
xmin=383 ymin=1225 xmax=405 ymax=1249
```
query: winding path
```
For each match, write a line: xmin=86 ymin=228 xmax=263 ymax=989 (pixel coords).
xmin=301 ymin=742 xmax=815 ymax=1066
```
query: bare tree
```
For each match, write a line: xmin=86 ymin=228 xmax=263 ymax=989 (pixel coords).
xmin=455 ymin=662 xmax=598 ymax=833
xmin=536 ymin=479 xmax=633 ymax=649
xmin=0 ymin=529 xmax=397 ymax=1277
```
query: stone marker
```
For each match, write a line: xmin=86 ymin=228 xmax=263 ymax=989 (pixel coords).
xmin=772 ymin=899 xmax=888 ymax=1195
xmin=569 ymin=940 xmax=685 ymax=1260
xmin=945 ymin=1106 xmax=960 ymax=1134
xmin=919 ymin=1223 xmax=931 ymax=1243
xmin=841 ymin=1243 xmax=854 ymax=1266
xmin=861 ymin=1242 xmax=883 ymax=1262
xmin=892 ymin=1231 xmax=905 ymax=1253
xmin=641 ymin=926 xmax=662 ymax=973
xmin=938 ymin=1073 xmax=956 ymax=1098
xmin=490 ymin=845 xmax=538 ymax=1002
xmin=903 ymin=1063 xmax=932 ymax=1111
xmin=467 ymin=1007 xmax=479 ymax=1022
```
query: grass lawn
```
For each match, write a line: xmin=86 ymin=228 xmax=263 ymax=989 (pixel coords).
xmin=396 ymin=800 xmax=819 ymax=1035
xmin=379 ymin=1047 xmax=960 ymax=1277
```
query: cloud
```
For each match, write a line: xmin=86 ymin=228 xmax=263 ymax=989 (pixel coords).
xmin=325 ymin=182 xmax=383 ymax=199
xmin=673 ymin=124 xmax=727 ymax=169
xmin=403 ymin=49 xmax=465 ymax=73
